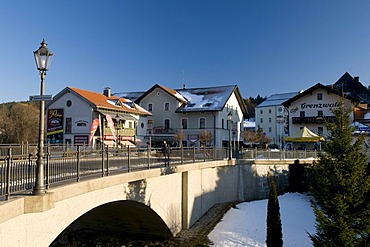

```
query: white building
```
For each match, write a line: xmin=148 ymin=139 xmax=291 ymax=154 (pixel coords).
xmin=282 ymin=83 xmax=358 ymax=140
xmin=45 ymin=87 xmax=151 ymax=146
xmin=115 ymin=84 xmax=248 ymax=148
xmin=255 ymin=92 xmax=300 ymax=148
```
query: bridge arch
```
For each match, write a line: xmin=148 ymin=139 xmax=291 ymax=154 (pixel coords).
xmin=50 ymin=200 xmax=172 ymax=245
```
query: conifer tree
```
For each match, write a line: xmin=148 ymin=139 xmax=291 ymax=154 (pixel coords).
xmin=309 ymin=103 xmax=370 ymax=246
xmin=266 ymin=177 xmax=283 ymax=247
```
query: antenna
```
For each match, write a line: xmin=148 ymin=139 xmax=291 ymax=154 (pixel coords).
xmin=182 ymin=69 xmax=186 ymax=89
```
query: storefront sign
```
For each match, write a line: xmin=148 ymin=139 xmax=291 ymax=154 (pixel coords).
xmin=300 ymin=102 xmax=339 ymax=109
xmin=188 ymin=134 xmax=199 ymax=143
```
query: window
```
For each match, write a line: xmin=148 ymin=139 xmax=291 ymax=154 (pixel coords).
xmin=222 ymin=119 xmax=224 ymax=129
xmin=317 ymin=93 xmax=323 ymax=100
xmin=318 ymin=110 xmax=323 ymax=117
xmin=318 ymin=127 xmax=324 ymax=135
xmin=300 ymin=111 xmax=305 ymax=117
xmin=164 ymin=119 xmax=170 ymax=129
xmin=260 ymin=109 xmax=263 ymax=114
xmin=147 ymin=119 xmax=153 ymax=131
xmin=164 ymin=102 xmax=169 ymax=111
xmin=269 ymin=109 xmax=271 ymax=114
xmin=65 ymin=118 xmax=72 ymax=133
xmin=199 ymin=118 xmax=206 ymax=129
xmin=66 ymin=100 xmax=72 ymax=107
xmin=269 ymin=117 xmax=271 ymax=123
xmin=148 ymin=103 xmax=153 ymax=112
xmin=269 ymin=127 xmax=272 ymax=132
xmin=128 ymin=122 xmax=132 ymax=129
xmin=260 ymin=118 xmax=263 ymax=123
xmin=181 ymin=118 xmax=188 ymax=129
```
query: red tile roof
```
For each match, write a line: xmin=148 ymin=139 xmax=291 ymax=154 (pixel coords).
xmin=69 ymin=87 xmax=151 ymax=116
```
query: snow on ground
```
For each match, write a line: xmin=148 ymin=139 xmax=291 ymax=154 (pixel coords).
xmin=208 ymin=193 xmax=316 ymax=247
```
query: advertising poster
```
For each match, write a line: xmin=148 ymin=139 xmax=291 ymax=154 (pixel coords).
xmin=47 ymin=109 xmax=64 ymax=144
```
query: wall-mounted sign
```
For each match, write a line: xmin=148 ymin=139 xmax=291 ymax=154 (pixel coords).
xmin=188 ymin=134 xmax=199 ymax=143
xmin=74 ymin=135 xmax=88 ymax=145
xmin=300 ymin=102 xmax=339 ymax=109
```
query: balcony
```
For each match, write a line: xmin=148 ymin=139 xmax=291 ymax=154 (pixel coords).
xmin=153 ymin=126 xmax=176 ymax=134
xmin=292 ymin=116 xmax=336 ymax=124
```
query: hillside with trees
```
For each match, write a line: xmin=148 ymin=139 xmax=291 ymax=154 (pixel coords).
xmin=0 ymin=101 xmax=39 ymax=143
xmin=244 ymin=95 xmax=266 ymax=119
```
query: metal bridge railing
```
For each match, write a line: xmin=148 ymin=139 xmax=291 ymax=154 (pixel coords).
xmin=0 ymin=145 xmax=318 ymax=200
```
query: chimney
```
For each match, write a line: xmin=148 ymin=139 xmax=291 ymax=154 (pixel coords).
xmin=354 ymin=76 xmax=359 ymax=83
xmin=103 ymin=87 xmax=111 ymax=97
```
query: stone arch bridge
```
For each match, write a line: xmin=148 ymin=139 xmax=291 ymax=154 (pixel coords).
xmin=0 ymin=158 xmax=314 ymax=246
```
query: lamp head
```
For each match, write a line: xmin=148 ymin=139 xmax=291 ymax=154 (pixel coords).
xmin=34 ymin=39 xmax=54 ymax=71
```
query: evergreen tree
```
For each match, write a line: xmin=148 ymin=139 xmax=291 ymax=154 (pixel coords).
xmin=266 ymin=177 xmax=283 ymax=247
xmin=309 ymin=103 xmax=370 ymax=246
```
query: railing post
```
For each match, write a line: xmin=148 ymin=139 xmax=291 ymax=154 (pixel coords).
xmin=147 ymin=146 xmax=150 ymax=169
xmin=193 ymin=145 xmax=195 ymax=163
xmin=181 ymin=145 xmax=184 ymax=165
xmin=27 ymin=153 xmax=32 ymax=189
xmin=106 ymin=145 xmax=109 ymax=176
xmin=77 ymin=145 xmax=80 ymax=182
xmin=203 ymin=146 xmax=206 ymax=162
xmin=101 ymin=144 xmax=105 ymax=177
xmin=127 ymin=146 xmax=131 ymax=172
xmin=6 ymin=148 xmax=12 ymax=200
xmin=254 ymin=147 xmax=257 ymax=160
xmin=46 ymin=145 xmax=50 ymax=189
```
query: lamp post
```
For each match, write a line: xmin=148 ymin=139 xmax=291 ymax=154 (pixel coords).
xmin=33 ymin=39 xmax=53 ymax=195
xmin=228 ymin=111 xmax=233 ymax=160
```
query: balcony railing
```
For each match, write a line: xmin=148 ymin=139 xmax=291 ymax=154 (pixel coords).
xmin=292 ymin=116 xmax=336 ymax=124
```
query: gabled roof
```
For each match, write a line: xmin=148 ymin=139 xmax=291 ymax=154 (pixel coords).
xmin=332 ymin=72 xmax=370 ymax=103
xmin=175 ymin=85 xmax=248 ymax=115
xmin=282 ymin=83 xmax=359 ymax=107
xmin=130 ymin=84 xmax=248 ymax=117
xmin=48 ymin=87 xmax=151 ymax=116
xmin=257 ymin=92 xmax=300 ymax=108
xmin=134 ymin=84 xmax=187 ymax=104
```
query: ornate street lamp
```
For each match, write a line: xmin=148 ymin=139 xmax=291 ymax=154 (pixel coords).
xmin=228 ymin=111 xmax=233 ymax=160
xmin=33 ymin=39 xmax=53 ymax=195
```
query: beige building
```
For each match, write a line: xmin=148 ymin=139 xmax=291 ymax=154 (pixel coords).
xmin=116 ymin=84 xmax=248 ymax=148
xmin=282 ymin=83 xmax=358 ymax=148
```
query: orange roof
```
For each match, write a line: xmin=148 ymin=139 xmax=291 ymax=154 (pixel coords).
xmin=69 ymin=87 xmax=151 ymax=116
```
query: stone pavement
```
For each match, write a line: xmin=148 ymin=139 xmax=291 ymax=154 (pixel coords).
xmin=166 ymin=202 xmax=236 ymax=246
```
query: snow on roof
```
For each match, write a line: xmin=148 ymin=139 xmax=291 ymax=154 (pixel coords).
xmin=176 ymin=85 xmax=235 ymax=112
xmin=257 ymin=92 xmax=300 ymax=108
xmin=112 ymin=91 xmax=145 ymax=102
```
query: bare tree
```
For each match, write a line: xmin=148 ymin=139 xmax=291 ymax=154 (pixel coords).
xmin=174 ymin=131 xmax=185 ymax=147
xmin=200 ymin=130 xmax=212 ymax=147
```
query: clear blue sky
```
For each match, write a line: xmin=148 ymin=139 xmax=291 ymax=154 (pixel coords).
xmin=1 ymin=0 xmax=370 ymax=103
